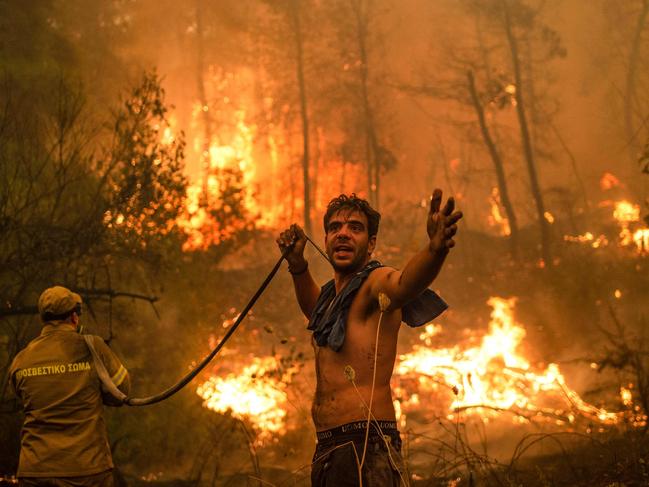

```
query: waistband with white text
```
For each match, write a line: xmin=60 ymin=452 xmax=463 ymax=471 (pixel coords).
xmin=316 ymin=420 xmax=398 ymax=442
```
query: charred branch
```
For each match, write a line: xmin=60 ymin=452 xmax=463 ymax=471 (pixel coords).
xmin=501 ymin=0 xmax=551 ymax=265
xmin=467 ymin=69 xmax=519 ymax=258
xmin=0 ymin=289 xmax=159 ymax=319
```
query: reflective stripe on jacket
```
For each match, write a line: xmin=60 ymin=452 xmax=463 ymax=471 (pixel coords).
xmin=9 ymin=322 xmax=130 ymax=477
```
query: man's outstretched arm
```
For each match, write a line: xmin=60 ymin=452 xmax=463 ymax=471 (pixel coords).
xmin=277 ymin=224 xmax=321 ymax=320
xmin=370 ymin=188 xmax=463 ymax=310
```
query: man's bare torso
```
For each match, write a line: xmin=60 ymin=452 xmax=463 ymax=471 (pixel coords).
xmin=278 ymin=191 xmax=461 ymax=433
xmin=311 ymin=269 xmax=402 ymax=431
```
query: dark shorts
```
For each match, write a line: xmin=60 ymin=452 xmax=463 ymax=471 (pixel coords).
xmin=311 ymin=420 xmax=406 ymax=487
xmin=19 ymin=470 xmax=114 ymax=487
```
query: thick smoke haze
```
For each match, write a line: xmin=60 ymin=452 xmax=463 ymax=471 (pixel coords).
xmin=1 ymin=0 xmax=648 ymax=485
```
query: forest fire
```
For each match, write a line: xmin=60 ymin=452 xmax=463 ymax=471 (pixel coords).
xmin=393 ymin=297 xmax=645 ymax=429
xmin=174 ymin=95 xmax=316 ymax=250
xmin=5 ymin=0 xmax=649 ymax=483
xmin=172 ymin=104 xmax=261 ymax=251
xmin=163 ymin=71 xmax=373 ymax=252
xmin=195 ymin=298 xmax=646 ymax=445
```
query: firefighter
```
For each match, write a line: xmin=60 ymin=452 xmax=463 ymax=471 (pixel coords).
xmin=8 ymin=286 xmax=130 ymax=487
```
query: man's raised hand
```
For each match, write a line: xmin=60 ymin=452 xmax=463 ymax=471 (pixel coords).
xmin=276 ymin=223 xmax=308 ymax=274
xmin=427 ymin=189 xmax=463 ymax=253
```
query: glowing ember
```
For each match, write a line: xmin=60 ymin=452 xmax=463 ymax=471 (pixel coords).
xmin=633 ymin=228 xmax=649 ymax=253
xmin=487 ymin=187 xmax=511 ymax=236
xmin=613 ymin=200 xmax=640 ymax=223
xmin=160 ymin=115 xmax=177 ymax=146
xmin=620 ymin=386 xmax=633 ymax=407
xmin=394 ymin=297 xmax=644 ymax=427
xmin=600 ymin=172 xmax=620 ymax=190
xmin=563 ymin=232 xmax=609 ymax=248
xmin=612 ymin=200 xmax=649 ymax=254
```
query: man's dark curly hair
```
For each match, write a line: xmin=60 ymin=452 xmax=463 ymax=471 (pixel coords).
xmin=323 ymin=194 xmax=381 ymax=237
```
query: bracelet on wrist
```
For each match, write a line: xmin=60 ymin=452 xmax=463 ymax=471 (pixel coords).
xmin=288 ymin=262 xmax=308 ymax=276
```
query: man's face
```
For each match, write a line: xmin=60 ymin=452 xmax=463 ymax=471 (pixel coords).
xmin=324 ymin=209 xmax=376 ymax=274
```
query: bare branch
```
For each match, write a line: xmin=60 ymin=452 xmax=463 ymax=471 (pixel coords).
xmin=0 ymin=288 xmax=159 ymax=318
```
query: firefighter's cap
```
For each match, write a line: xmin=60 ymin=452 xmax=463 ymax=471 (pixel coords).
xmin=38 ymin=286 xmax=82 ymax=321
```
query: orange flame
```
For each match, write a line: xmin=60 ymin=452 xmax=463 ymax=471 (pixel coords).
xmin=613 ymin=200 xmax=640 ymax=223
xmin=196 ymin=355 xmax=297 ymax=444
xmin=613 ymin=200 xmax=649 ymax=254
xmin=563 ymin=232 xmax=609 ymax=248
xmin=394 ymin=297 xmax=645 ymax=428
xmin=564 ymin=199 xmax=648 ymax=255
xmin=600 ymin=172 xmax=620 ymax=191
xmin=487 ymin=187 xmax=511 ymax=236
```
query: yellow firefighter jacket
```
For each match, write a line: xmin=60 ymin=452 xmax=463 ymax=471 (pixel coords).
xmin=9 ymin=322 xmax=130 ymax=478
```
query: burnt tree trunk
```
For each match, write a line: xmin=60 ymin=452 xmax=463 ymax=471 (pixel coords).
xmin=351 ymin=0 xmax=381 ymax=208
xmin=502 ymin=0 xmax=551 ymax=264
xmin=551 ymin=122 xmax=590 ymax=212
xmin=467 ymin=70 xmax=519 ymax=258
xmin=195 ymin=0 xmax=211 ymax=198
xmin=625 ymin=0 xmax=649 ymax=162
xmin=289 ymin=0 xmax=312 ymax=235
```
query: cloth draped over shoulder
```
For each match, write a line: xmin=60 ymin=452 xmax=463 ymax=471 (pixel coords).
xmin=307 ymin=260 xmax=448 ymax=352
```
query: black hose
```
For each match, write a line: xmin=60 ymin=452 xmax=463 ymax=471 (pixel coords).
xmin=125 ymin=247 xmax=291 ymax=406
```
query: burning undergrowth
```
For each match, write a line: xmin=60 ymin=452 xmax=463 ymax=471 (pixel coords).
xmin=563 ymin=199 xmax=649 ymax=255
xmin=196 ymin=353 xmax=301 ymax=445
xmin=393 ymin=297 xmax=644 ymax=430
xmin=194 ymin=296 xmax=646 ymax=448
xmin=181 ymin=270 xmax=648 ymax=486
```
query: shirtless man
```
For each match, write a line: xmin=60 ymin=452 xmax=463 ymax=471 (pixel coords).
xmin=277 ymin=190 xmax=462 ymax=486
